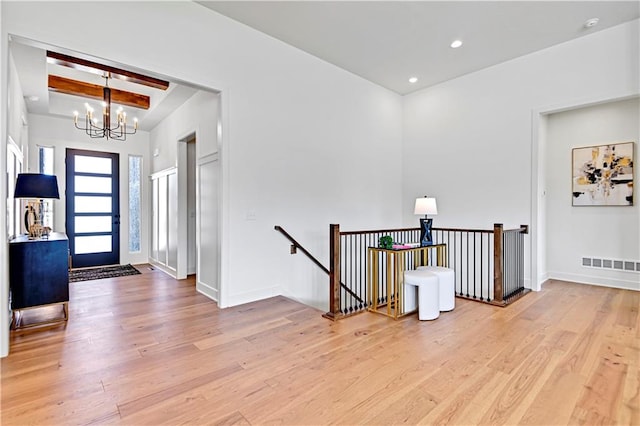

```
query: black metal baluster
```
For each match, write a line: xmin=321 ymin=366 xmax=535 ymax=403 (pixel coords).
xmin=480 ymin=233 xmax=484 ymax=301
xmin=342 ymin=235 xmax=347 ymax=313
xmin=350 ymin=234 xmax=355 ymax=312
xmin=473 ymin=232 xmax=476 ymax=299
xmin=519 ymin=231 xmax=524 ymax=291
xmin=491 ymin=232 xmax=494 ymax=300
xmin=358 ymin=234 xmax=362 ymax=310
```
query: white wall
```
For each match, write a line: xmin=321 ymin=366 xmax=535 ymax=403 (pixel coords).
xmin=150 ymin=91 xmax=219 ymax=173
xmin=536 ymin=115 xmax=549 ymax=283
xmin=545 ymin=98 xmax=639 ymax=290
xmin=27 ymin=114 xmax=151 ymax=266
xmin=1 ymin=48 xmax=31 ymax=356
xmin=403 ymin=19 xmax=640 ymax=288
xmin=1 ymin=1 xmax=10 ymax=355
xmin=7 ymin=49 xmax=28 ymax=235
xmin=2 ymin=2 xmax=403 ymax=313
xmin=7 ymin=51 xmax=28 ymax=151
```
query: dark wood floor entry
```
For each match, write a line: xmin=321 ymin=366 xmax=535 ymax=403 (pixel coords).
xmin=1 ymin=268 xmax=638 ymax=424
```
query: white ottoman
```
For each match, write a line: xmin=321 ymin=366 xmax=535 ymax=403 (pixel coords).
xmin=404 ymin=270 xmax=440 ymax=320
xmin=403 ymin=281 xmax=418 ymax=314
xmin=417 ymin=265 xmax=455 ymax=311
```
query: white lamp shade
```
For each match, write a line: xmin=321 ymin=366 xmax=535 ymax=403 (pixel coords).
xmin=414 ymin=197 xmax=438 ymax=215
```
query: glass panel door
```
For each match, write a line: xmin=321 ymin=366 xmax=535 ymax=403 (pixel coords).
xmin=66 ymin=148 xmax=120 ymax=268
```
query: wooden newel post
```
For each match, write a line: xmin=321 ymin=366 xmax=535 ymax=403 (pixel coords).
xmin=324 ymin=224 xmax=341 ymax=320
xmin=493 ymin=223 xmax=504 ymax=304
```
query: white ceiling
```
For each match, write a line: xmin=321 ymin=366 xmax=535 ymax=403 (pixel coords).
xmin=10 ymin=39 xmax=199 ymax=132
xmin=11 ymin=1 xmax=639 ymax=126
xmin=197 ymin=1 xmax=640 ymax=95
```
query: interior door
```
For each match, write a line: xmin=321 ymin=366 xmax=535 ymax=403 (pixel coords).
xmin=66 ymin=148 xmax=120 ymax=268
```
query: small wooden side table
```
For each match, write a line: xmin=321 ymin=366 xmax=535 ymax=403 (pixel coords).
xmin=367 ymin=244 xmax=446 ymax=319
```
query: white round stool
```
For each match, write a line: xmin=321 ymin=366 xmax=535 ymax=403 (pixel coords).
xmin=417 ymin=265 xmax=455 ymax=311
xmin=404 ymin=270 xmax=440 ymax=320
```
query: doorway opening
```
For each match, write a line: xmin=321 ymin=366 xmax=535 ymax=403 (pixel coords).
xmin=186 ymin=136 xmax=197 ymax=276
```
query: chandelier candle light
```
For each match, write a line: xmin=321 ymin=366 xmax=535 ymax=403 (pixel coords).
xmin=73 ymin=76 xmax=138 ymax=141
xmin=414 ymin=196 xmax=438 ymax=246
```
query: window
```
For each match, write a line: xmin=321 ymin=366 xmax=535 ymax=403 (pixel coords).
xmin=7 ymin=138 xmax=23 ymax=238
xmin=39 ymin=146 xmax=54 ymax=175
xmin=38 ymin=146 xmax=55 ymax=228
xmin=129 ymin=155 xmax=142 ymax=252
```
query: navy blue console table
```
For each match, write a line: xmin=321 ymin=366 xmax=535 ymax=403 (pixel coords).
xmin=9 ymin=232 xmax=69 ymax=328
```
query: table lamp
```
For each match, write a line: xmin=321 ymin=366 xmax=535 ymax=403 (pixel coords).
xmin=14 ymin=173 xmax=60 ymax=239
xmin=414 ymin=196 xmax=437 ymax=246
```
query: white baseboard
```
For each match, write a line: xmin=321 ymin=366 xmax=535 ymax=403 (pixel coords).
xmin=537 ymin=272 xmax=550 ymax=289
xmin=547 ymin=271 xmax=639 ymax=291
xmin=148 ymin=260 xmax=177 ymax=279
xmin=197 ymin=280 xmax=218 ymax=302
xmin=279 ymin=286 xmax=327 ymax=312
xmin=222 ymin=286 xmax=281 ymax=308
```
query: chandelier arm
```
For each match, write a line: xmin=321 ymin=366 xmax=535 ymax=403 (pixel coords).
xmin=74 ymin=121 xmax=87 ymax=131
xmin=107 ymin=123 xmax=137 ymax=135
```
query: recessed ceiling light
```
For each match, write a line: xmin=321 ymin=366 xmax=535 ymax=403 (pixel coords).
xmin=25 ymin=95 xmax=39 ymax=102
xmin=584 ymin=18 xmax=599 ymax=29
xmin=408 ymin=77 xmax=418 ymax=84
xmin=450 ymin=40 xmax=463 ymax=49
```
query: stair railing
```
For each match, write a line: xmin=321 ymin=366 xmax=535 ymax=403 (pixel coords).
xmin=327 ymin=223 xmax=529 ymax=319
xmin=276 ymin=223 xmax=528 ymax=320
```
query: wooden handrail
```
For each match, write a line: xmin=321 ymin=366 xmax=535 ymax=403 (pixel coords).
xmin=274 ymin=225 xmax=329 ymax=274
xmin=339 ymin=226 xmax=420 ymax=236
xmin=503 ymin=225 xmax=529 ymax=234
xmin=340 ymin=226 xmax=498 ymax=235
xmin=274 ymin=226 xmax=363 ymax=317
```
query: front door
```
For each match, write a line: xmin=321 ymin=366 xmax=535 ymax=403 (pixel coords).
xmin=66 ymin=149 xmax=120 ymax=268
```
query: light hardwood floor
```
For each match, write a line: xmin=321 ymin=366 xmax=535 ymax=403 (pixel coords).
xmin=1 ymin=266 xmax=638 ymax=425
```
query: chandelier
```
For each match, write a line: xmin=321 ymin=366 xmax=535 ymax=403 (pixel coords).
xmin=73 ymin=75 xmax=138 ymax=141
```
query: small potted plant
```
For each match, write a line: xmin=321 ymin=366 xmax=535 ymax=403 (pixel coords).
xmin=379 ymin=235 xmax=394 ymax=249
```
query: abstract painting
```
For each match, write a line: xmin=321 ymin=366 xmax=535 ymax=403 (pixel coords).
xmin=572 ymin=142 xmax=634 ymax=206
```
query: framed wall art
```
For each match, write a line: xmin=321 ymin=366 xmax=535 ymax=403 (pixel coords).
xmin=572 ymin=141 xmax=634 ymax=206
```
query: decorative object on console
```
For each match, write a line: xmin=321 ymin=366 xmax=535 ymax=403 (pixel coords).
xmin=572 ymin=142 xmax=634 ymax=206
xmin=14 ymin=173 xmax=60 ymax=239
xmin=379 ymin=235 xmax=394 ymax=249
xmin=414 ymin=196 xmax=438 ymax=246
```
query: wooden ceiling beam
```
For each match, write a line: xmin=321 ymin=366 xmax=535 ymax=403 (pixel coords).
xmin=48 ymin=75 xmax=150 ymax=110
xmin=46 ymin=51 xmax=169 ymax=91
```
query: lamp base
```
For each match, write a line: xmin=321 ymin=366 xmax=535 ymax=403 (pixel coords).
xmin=419 ymin=218 xmax=433 ymax=246
xmin=24 ymin=201 xmax=46 ymax=239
